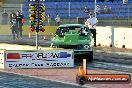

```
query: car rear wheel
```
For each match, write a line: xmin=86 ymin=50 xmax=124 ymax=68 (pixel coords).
xmin=75 ymin=51 xmax=93 ymax=63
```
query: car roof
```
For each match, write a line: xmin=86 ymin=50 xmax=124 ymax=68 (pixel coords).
xmin=59 ymin=24 xmax=87 ymax=28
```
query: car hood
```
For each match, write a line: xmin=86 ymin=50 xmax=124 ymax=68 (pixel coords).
xmin=51 ymin=32 xmax=91 ymax=45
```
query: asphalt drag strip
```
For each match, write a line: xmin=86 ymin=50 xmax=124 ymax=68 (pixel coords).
xmin=0 ymin=72 xmax=94 ymax=88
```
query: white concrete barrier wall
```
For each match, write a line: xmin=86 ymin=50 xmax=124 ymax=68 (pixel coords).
xmin=96 ymin=26 xmax=112 ymax=47
xmin=125 ymin=29 xmax=132 ymax=48
xmin=96 ymin=26 xmax=132 ymax=49
xmin=114 ymin=28 xmax=126 ymax=48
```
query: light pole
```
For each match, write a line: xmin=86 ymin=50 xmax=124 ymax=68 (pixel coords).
xmin=95 ymin=0 xmax=97 ymax=18
xmin=127 ymin=4 xmax=129 ymax=27
xmin=123 ymin=0 xmax=129 ymax=26
xmin=69 ymin=2 xmax=71 ymax=17
xmin=69 ymin=1 xmax=71 ymax=23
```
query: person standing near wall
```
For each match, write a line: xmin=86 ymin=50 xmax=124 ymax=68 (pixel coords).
xmin=55 ymin=15 xmax=60 ymax=26
xmin=47 ymin=15 xmax=51 ymax=25
xmin=10 ymin=13 xmax=19 ymax=40
xmin=16 ymin=11 xmax=24 ymax=39
xmin=10 ymin=10 xmax=16 ymax=20
xmin=85 ymin=12 xmax=98 ymax=47
xmin=96 ymin=5 xmax=101 ymax=14
xmin=84 ymin=7 xmax=89 ymax=13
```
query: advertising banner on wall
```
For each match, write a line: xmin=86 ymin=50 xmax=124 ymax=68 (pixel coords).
xmin=5 ymin=50 xmax=74 ymax=69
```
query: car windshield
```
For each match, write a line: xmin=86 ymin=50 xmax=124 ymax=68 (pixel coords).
xmin=56 ymin=26 xmax=90 ymax=37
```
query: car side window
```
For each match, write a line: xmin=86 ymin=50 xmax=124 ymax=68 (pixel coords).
xmin=56 ymin=27 xmax=69 ymax=37
xmin=79 ymin=27 xmax=89 ymax=36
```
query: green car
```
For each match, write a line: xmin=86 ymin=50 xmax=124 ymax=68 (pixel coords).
xmin=51 ymin=24 xmax=94 ymax=62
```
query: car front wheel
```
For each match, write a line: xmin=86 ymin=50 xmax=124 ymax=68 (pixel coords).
xmin=82 ymin=51 xmax=93 ymax=62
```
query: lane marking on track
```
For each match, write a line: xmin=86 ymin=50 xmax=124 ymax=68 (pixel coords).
xmin=95 ymin=50 xmax=132 ymax=56
xmin=0 ymin=70 xmax=95 ymax=88
xmin=87 ymin=61 xmax=132 ymax=74
xmin=95 ymin=61 xmax=132 ymax=69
